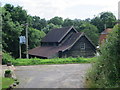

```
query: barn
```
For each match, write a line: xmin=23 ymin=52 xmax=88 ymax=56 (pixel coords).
xmin=28 ymin=26 xmax=96 ymax=59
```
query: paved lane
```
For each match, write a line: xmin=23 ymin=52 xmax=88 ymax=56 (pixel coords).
xmin=14 ymin=64 xmax=91 ymax=88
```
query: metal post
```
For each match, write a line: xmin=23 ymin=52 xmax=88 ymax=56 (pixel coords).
xmin=26 ymin=23 xmax=29 ymax=58
xmin=19 ymin=43 xmax=21 ymax=58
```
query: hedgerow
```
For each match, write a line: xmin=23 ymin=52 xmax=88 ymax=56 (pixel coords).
xmin=86 ymin=24 xmax=120 ymax=88
xmin=10 ymin=57 xmax=96 ymax=66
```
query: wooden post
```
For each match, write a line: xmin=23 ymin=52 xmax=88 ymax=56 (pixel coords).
xmin=19 ymin=43 xmax=21 ymax=58
xmin=26 ymin=23 xmax=29 ymax=59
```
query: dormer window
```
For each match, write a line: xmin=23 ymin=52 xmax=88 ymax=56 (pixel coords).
xmin=80 ymin=42 xmax=85 ymax=49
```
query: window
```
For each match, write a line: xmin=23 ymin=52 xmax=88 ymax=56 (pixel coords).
xmin=80 ymin=42 xmax=85 ymax=49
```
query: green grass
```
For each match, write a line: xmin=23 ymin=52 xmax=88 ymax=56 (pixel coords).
xmin=2 ymin=77 xmax=14 ymax=89
xmin=0 ymin=77 xmax=1 ymax=89
xmin=10 ymin=57 xmax=97 ymax=66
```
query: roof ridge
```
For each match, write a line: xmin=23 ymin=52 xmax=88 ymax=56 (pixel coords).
xmin=41 ymin=26 xmax=77 ymax=43
xmin=58 ymin=26 xmax=75 ymax=42
xmin=61 ymin=32 xmax=83 ymax=51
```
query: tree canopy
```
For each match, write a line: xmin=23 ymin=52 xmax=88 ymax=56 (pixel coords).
xmin=48 ymin=16 xmax=63 ymax=26
xmin=91 ymin=12 xmax=116 ymax=32
xmin=2 ymin=4 xmax=46 ymax=58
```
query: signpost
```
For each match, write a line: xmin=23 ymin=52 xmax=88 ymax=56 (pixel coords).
xmin=19 ymin=23 xmax=29 ymax=59
xmin=19 ymin=36 xmax=26 ymax=58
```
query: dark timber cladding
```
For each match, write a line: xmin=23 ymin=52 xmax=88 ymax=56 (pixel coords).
xmin=29 ymin=26 xmax=96 ymax=58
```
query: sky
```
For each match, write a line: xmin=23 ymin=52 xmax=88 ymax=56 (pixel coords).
xmin=1 ymin=0 xmax=119 ymax=20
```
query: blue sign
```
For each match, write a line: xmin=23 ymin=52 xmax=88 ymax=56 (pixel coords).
xmin=19 ymin=36 xmax=26 ymax=44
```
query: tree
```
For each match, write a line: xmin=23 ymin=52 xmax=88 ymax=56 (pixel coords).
xmin=4 ymin=4 xmax=14 ymax=13
xmin=72 ymin=19 xmax=83 ymax=31
xmin=100 ymin=12 xmax=116 ymax=28
xmin=4 ymin=4 xmax=28 ymax=25
xmin=32 ymin=16 xmax=41 ymax=30
xmin=91 ymin=16 xmax=103 ymax=33
xmin=31 ymin=16 xmax=47 ymax=30
xmin=2 ymin=4 xmax=46 ymax=58
xmin=48 ymin=16 xmax=63 ymax=26
xmin=63 ymin=18 xmax=74 ymax=27
xmin=39 ymin=18 xmax=47 ymax=29
xmin=84 ymin=18 xmax=91 ymax=22
xmin=28 ymin=28 xmax=46 ymax=49
xmin=2 ymin=8 xmax=23 ymax=58
xmin=91 ymin=12 xmax=116 ymax=33
xmin=87 ymin=24 xmax=120 ymax=88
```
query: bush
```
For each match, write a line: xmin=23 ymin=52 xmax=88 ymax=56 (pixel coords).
xmin=4 ymin=70 xmax=12 ymax=78
xmin=86 ymin=24 xmax=120 ymax=88
xmin=5 ymin=70 xmax=12 ymax=74
xmin=2 ymin=52 xmax=14 ymax=64
xmin=15 ymin=81 xmax=19 ymax=85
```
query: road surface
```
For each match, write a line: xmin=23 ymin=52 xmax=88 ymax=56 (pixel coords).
xmin=14 ymin=64 xmax=91 ymax=88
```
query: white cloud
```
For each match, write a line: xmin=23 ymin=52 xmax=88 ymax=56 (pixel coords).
xmin=1 ymin=0 xmax=119 ymax=19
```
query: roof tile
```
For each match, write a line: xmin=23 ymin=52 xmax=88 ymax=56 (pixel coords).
xmin=41 ymin=26 xmax=77 ymax=42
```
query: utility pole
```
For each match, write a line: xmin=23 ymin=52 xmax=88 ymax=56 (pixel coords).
xmin=19 ymin=43 xmax=21 ymax=58
xmin=25 ymin=23 xmax=29 ymax=59
xmin=104 ymin=24 xmax=106 ymax=30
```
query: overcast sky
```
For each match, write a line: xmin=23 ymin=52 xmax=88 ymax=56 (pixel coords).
xmin=1 ymin=0 xmax=119 ymax=20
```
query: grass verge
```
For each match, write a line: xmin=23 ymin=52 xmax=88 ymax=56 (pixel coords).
xmin=10 ymin=57 xmax=97 ymax=66
xmin=2 ymin=77 xmax=14 ymax=89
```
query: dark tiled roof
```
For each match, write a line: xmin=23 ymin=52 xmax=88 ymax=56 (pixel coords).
xmin=29 ymin=33 xmax=82 ymax=58
xmin=61 ymin=32 xmax=83 ymax=51
xmin=41 ymin=26 xmax=78 ymax=43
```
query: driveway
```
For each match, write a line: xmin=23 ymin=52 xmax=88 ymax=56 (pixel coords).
xmin=14 ymin=64 xmax=91 ymax=88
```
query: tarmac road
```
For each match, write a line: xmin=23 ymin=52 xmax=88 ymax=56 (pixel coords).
xmin=14 ymin=64 xmax=91 ymax=88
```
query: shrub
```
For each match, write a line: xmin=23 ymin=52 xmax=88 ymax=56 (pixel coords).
xmin=2 ymin=52 xmax=14 ymax=64
xmin=15 ymin=81 xmax=19 ymax=85
xmin=5 ymin=70 xmax=12 ymax=74
xmin=4 ymin=70 xmax=12 ymax=78
xmin=86 ymin=24 xmax=120 ymax=88
xmin=14 ymin=79 xmax=18 ymax=81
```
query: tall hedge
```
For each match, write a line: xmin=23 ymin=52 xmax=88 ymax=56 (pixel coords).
xmin=86 ymin=24 xmax=120 ymax=88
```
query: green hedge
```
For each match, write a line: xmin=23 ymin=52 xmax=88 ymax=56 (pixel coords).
xmin=86 ymin=24 xmax=120 ymax=88
xmin=10 ymin=57 xmax=96 ymax=66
